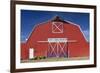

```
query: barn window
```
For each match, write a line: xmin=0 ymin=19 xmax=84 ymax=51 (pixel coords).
xmin=52 ymin=22 xmax=63 ymax=33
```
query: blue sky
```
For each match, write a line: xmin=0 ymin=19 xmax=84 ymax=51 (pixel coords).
xmin=21 ymin=10 xmax=90 ymax=42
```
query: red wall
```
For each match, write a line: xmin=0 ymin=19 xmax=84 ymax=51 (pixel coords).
xmin=21 ymin=21 xmax=89 ymax=60
xmin=21 ymin=43 xmax=28 ymax=60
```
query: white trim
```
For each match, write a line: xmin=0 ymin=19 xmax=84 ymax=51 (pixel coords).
xmin=48 ymin=43 xmax=58 ymax=57
xmin=58 ymin=42 xmax=67 ymax=57
xmin=37 ymin=40 xmax=77 ymax=43
xmin=48 ymin=38 xmax=67 ymax=43
xmin=47 ymin=42 xmax=67 ymax=57
xmin=52 ymin=22 xmax=63 ymax=33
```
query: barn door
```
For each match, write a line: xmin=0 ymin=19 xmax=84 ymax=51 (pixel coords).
xmin=47 ymin=38 xmax=68 ymax=58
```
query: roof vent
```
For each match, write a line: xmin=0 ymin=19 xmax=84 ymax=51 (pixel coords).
xmin=52 ymin=16 xmax=67 ymax=23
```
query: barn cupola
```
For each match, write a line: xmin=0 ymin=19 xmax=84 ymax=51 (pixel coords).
xmin=52 ymin=16 xmax=66 ymax=23
xmin=51 ymin=16 xmax=64 ymax=33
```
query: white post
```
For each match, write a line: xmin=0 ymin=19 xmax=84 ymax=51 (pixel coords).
xmin=29 ymin=48 xmax=34 ymax=59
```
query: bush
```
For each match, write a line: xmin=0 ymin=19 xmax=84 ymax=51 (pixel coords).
xmin=34 ymin=57 xmax=38 ymax=60
xmin=29 ymin=56 xmax=46 ymax=60
xmin=42 ymin=56 xmax=46 ymax=59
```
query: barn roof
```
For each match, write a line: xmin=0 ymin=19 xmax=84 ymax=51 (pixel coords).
xmin=51 ymin=16 xmax=69 ymax=24
xmin=22 ymin=15 xmax=88 ymax=43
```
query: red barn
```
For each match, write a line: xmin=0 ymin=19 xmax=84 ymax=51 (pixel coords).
xmin=21 ymin=16 xmax=89 ymax=60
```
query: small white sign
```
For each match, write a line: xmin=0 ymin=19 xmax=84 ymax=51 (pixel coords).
xmin=48 ymin=38 xmax=67 ymax=42
xmin=29 ymin=48 xmax=34 ymax=59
